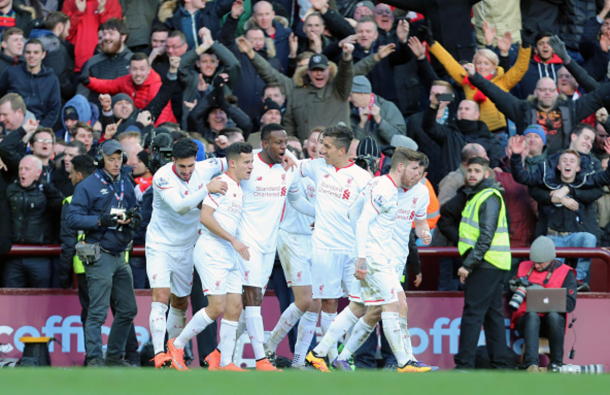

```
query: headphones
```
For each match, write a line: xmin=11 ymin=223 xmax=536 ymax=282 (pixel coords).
xmin=94 ymin=140 xmax=128 ymax=169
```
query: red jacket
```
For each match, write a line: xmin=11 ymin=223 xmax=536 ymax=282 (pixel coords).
xmin=63 ymin=0 xmax=122 ymax=71
xmin=86 ymin=69 xmax=176 ymax=125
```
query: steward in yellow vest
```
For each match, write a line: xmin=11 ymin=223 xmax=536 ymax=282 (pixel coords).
xmin=454 ymin=156 xmax=510 ymax=370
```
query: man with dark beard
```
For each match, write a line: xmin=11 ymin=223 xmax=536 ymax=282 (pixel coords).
xmin=77 ymin=18 xmax=133 ymax=104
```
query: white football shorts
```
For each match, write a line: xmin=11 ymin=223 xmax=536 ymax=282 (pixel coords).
xmin=194 ymin=237 xmax=242 ymax=296
xmin=146 ymin=245 xmax=194 ymax=297
xmin=277 ymin=229 xmax=312 ymax=287
xmin=311 ymin=246 xmax=354 ymax=299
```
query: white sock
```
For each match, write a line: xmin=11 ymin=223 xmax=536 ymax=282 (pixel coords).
xmin=399 ymin=316 xmax=415 ymax=362
xmin=266 ymin=303 xmax=304 ymax=353
xmin=166 ymin=307 xmax=187 ymax=339
xmin=245 ymin=306 xmax=266 ymax=360
xmin=338 ymin=318 xmax=375 ymax=361
xmin=149 ymin=302 xmax=168 ymax=354
xmin=382 ymin=312 xmax=408 ymax=367
xmin=174 ymin=308 xmax=214 ymax=349
xmin=314 ymin=309 xmax=357 ymax=357
xmin=236 ymin=309 xmax=247 ymax=339
xmin=219 ymin=319 xmax=238 ymax=367
xmin=293 ymin=311 xmax=318 ymax=367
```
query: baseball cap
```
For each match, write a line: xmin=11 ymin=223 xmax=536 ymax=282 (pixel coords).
xmin=308 ymin=54 xmax=329 ymax=70
xmin=101 ymin=139 xmax=123 ymax=155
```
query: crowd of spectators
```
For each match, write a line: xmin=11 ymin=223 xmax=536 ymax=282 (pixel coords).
xmin=1 ymin=0 xmax=610 ymax=295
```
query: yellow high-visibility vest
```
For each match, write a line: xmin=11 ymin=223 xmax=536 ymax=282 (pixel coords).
xmin=458 ymin=188 xmax=511 ymax=270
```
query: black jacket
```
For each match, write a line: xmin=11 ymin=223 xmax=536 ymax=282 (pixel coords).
xmin=468 ymin=71 xmax=610 ymax=154
xmin=77 ymin=48 xmax=133 ymax=104
xmin=0 ymin=63 xmax=61 ymax=127
xmin=422 ymin=106 xmax=503 ymax=170
xmin=559 ymin=0 xmax=599 ymax=52
xmin=579 ymin=16 xmax=610 ymax=82
xmin=521 ymin=0 xmax=563 ymax=36
xmin=58 ymin=197 xmax=77 ymax=288
xmin=0 ymin=126 xmax=56 ymax=183
xmin=219 ymin=14 xmax=282 ymax=121
xmin=6 ymin=180 xmax=63 ymax=244
xmin=163 ymin=0 xmax=233 ymax=45
xmin=0 ymin=176 xmax=12 ymax=255
xmin=51 ymin=165 xmax=74 ymax=198
xmin=381 ymin=0 xmax=478 ymax=75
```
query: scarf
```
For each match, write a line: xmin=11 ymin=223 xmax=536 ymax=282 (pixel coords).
xmin=463 ymin=73 xmax=493 ymax=104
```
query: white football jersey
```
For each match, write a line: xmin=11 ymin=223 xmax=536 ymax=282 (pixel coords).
xmin=236 ymin=152 xmax=300 ymax=253
xmin=357 ymin=175 xmax=399 ymax=259
xmin=146 ymin=158 xmax=226 ymax=248
xmin=299 ymin=159 xmax=371 ymax=250
xmin=279 ymin=176 xmax=316 ymax=235
xmin=391 ymin=182 xmax=430 ymax=262
xmin=201 ymin=173 xmax=244 ymax=246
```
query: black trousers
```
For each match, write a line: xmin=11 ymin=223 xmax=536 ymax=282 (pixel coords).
xmin=454 ymin=266 xmax=508 ymax=369
xmin=517 ymin=311 xmax=566 ymax=367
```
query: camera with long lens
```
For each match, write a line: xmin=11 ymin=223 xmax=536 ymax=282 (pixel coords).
xmin=552 ymin=364 xmax=604 ymax=374
xmin=149 ymin=132 xmax=174 ymax=174
xmin=508 ymin=277 xmax=532 ymax=310
xmin=354 ymin=154 xmax=378 ymax=174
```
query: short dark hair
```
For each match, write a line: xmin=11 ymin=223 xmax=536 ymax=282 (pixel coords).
xmin=226 ymin=142 xmax=253 ymax=162
xmin=1 ymin=27 xmax=23 ymax=42
xmin=571 ymin=123 xmax=596 ymax=137
xmin=357 ymin=15 xmax=377 ymax=27
xmin=44 ymin=11 xmax=69 ymax=31
xmin=25 ymin=38 xmax=45 ymax=52
xmin=172 ymin=138 xmax=198 ymax=160
xmin=66 ymin=140 xmax=87 ymax=155
xmin=151 ymin=22 xmax=170 ymax=34
xmin=261 ymin=123 xmax=286 ymax=142
xmin=219 ymin=127 xmax=244 ymax=143
xmin=130 ymin=52 xmax=150 ymax=65
xmin=535 ymin=31 xmax=552 ymax=44
xmin=30 ymin=127 xmax=55 ymax=145
xmin=467 ymin=156 xmax=490 ymax=168
xmin=72 ymin=122 xmax=93 ymax=136
xmin=168 ymin=30 xmax=186 ymax=45
xmin=323 ymin=124 xmax=353 ymax=152
xmin=245 ymin=26 xmax=264 ymax=37
xmin=72 ymin=155 xmax=96 ymax=178
xmin=99 ymin=18 xmax=129 ymax=38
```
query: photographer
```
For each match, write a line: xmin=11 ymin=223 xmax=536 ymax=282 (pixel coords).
xmin=510 ymin=236 xmax=577 ymax=372
xmin=66 ymin=140 xmax=142 ymax=367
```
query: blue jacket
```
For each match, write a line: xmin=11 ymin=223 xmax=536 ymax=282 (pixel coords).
xmin=66 ymin=168 xmax=138 ymax=254
xmin=0 ymin=63 xmax=61 ymax=127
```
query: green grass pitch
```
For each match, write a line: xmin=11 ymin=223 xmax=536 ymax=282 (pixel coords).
xmin=1 ymin=369 xmax=609 ymax=395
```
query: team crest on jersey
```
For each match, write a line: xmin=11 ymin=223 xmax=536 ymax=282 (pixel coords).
xmin=152 ymin=273 xmax=157 ymax=281
xmin=297 ymin=271 xmax=302 ymax=280
xmin=324 ymin=174 xmax=330 ymax=178
xmin=185 ymin=191 xmax=189 ymax=195
xmin=413 ymin=198 xmax=418 ymax=205
xmin=245 ymin=271 xmax=250 ymax=280
xmin=281 ymin=173 xmax=286 ymax=181
xmin=215 ymin=280 xmax=221 ymax=290
xmin=319 ymin=284 xmax=324 ymax=294
xmin=100 ymin=188 xmax=108 ymax=195
xmin=347 ymin=177 xmax=353 ymax=184
xmin=199 ymin=184 xmax=204 ymax=190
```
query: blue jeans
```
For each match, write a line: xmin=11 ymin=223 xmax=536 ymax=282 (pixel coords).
xmin=546 ymin=232 xmax=596 ymax=282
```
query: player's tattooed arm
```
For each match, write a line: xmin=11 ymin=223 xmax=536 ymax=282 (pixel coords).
xmin=355 ymin=258 xmax=367 ymax=280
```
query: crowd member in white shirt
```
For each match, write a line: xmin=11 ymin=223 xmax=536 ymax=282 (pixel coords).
xmin=295 ymin=125 xmax=372 ymax=368
xmin=146 ymin=138 xmax=228 ymax=369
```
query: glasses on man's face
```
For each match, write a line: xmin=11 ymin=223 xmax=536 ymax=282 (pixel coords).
xmin=35 ymin=138 xmax=53 ymax=144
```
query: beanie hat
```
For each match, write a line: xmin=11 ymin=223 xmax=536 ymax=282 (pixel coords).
xmin=112 ymin=93 xmax=134 ymax=108
xmin=523 ymin=124 xmax=547 ymax=145
xmin=261 ymin=97 xmax=282 ymax=114
xmin=351 ymin=75 xmax=372 ymax=94
xmin=391 ymin=135 xmax=418 ymax=151
xmin=137 ymin=149 xmax=149 ymax=169
xmin=530 ymin=236 xmax=556 ymax=263
xmin=356 ymin=136 xmax=380 ymax=158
